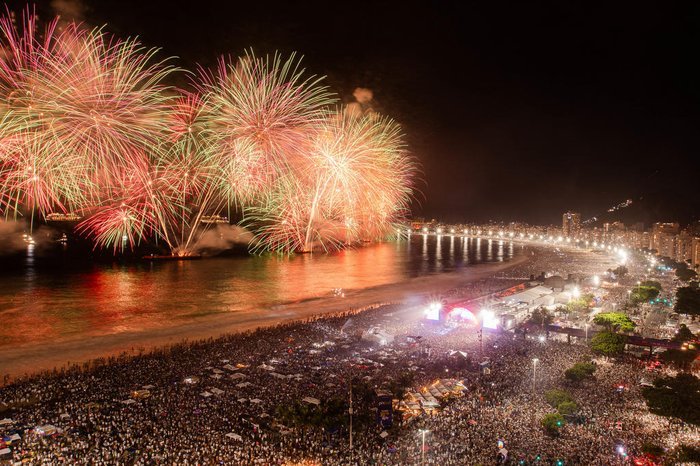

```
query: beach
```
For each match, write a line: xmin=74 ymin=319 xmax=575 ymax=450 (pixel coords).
xmin=1 ymin=245 xmax=530 ymax=380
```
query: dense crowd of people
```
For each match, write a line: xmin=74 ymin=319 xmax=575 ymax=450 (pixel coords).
xmin=1 ymin=247 xmax=696 ymax=465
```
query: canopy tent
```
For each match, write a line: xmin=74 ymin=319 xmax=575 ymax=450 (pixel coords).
xmin=34 ymin=425 xmax=57 ymax=435
xmin=361 ymin=327 xmax=394 ymax=345
xmin=225 ymin=433 xmax=243 ymax=441
xmin=131 ymin=389 xmax=151 ymax=399
xmin=302 ymin=397 xmax=321 ymax=406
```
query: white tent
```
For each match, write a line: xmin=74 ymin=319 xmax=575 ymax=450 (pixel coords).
xmin=230 ymin=373 xmax=247 ymax=380
xmin=225 ymin=432 xmax=243 ymax=441
xmin=302 ymin=397 xmax=321 ymax=406
xmin=200 ymin=391 xmax=213 ymax=398
xmin=210 ymin=388 xmax=225 ymax=395
xmin=35 ymin=425 xmax=57 ymax=435
xmin=236 ymin=382 xmax=253 ymax=388
xmin=121 ymin=399 xmax=136 ymax=405
xmin=0 ymin=418 xmax=13 ymax=426
xmin=361 ymin=326 xmax=394 ymax=345
xmin=258 ymin=364 xmax=275 ymax=371
xmin=250 ymin=398 xmax=263 ymax=404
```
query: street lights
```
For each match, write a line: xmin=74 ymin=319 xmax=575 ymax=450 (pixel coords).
xmin=532 ymin=358 xmax=539 ymax=392
xmin=349 ymin=384 xmax=353 ymax=461
xmin=585 ymin=323 xmax=589 ymax=343
xmin=418 ymin=429 xmax=430 ymax=466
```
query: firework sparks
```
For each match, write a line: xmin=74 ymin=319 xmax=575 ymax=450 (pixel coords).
xmin=0 ymin=10 xmax=417 ymax=254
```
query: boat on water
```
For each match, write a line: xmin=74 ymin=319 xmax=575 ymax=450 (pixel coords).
xmin=142 ymin=254 xmax=203 ymax=261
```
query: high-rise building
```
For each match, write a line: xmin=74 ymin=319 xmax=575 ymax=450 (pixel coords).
xmin=688 ymin=220 xmax=700 ymax=237
xmin=676 ymin=230 xmax=695 ymax=264
xmin=692 ymin=237 xmax=700 ymax=268
xmin=629 ymin=222 xmax=645 ymax=232
xmin=562 ymin=212 xmax=581 ymax=237
xmin=650 ymin=222 xmax=679 ymax=258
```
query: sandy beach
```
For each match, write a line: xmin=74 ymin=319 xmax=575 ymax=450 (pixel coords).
xmin=0 ymin=250 xmax=530 ymax=380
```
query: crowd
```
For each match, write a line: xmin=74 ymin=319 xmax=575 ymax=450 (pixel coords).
xmin=1 ymin=248 xmax=696 ymax=465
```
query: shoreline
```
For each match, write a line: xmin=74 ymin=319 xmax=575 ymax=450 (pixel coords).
xmin=1 ymin=250 xmax=531 ymax=381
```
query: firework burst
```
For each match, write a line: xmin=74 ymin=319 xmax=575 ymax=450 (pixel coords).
xmin=247 ymin=108 xmax=416 ymax=253
xmin=198 ymin=51 xmax=335 ymax=203
xmin=0 ymin=10 xmax=417 ymax=254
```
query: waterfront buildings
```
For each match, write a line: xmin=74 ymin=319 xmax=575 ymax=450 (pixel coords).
xmin=410 ymin=218 xmax=700 ymax=268
xmin=562 ymin=212 xmax=581 ymax=237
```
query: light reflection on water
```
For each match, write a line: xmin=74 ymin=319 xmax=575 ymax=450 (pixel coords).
xmin=0 ymin=235 xmax=515 ymax=348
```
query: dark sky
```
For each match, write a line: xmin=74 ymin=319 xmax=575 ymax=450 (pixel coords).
xmin=15 ymin=0 xmax=700 ymax=225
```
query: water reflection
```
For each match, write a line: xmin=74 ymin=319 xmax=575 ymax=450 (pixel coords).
xmin=0 ymin=236 xmax=515 ymax=348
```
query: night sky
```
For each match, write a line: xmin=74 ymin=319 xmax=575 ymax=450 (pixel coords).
xmin=13 ymin=0 xmax=700 ymax=226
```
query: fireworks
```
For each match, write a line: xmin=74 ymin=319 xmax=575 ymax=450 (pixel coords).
xmin=248 ymin=109 xmax=415 ymax=253
xmin=0 ymin=10 xmax=417 ymax=254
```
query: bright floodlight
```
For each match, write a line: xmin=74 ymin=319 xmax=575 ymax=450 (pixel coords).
xmin=436 ymin=228 xmax=443 ymax=234
xmin=425 ymin=302 xmax=441 ymax=321
xmin=422 ymin=227 xmax=428 ymax=233
xmin=538 ymin=335 xmax=546 ymax=343
xmin=480 ymin=309 xmax=499 ymax=329
xmin=572 ymin=287 xmax=581 ymax=299
xmin=618 ymin=249 xmax=628 ymax=263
